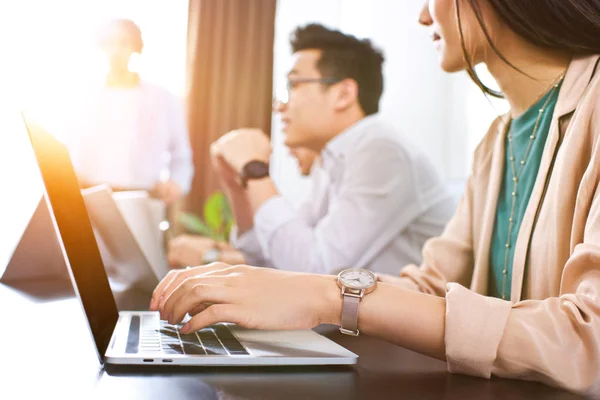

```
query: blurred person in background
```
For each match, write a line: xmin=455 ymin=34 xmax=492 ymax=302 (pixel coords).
xmin=62 ymin=18 xmax=193 ymax=205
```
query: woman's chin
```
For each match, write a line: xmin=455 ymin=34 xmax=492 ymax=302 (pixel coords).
xmin=439 ymin=55 xmax=468 ymax=73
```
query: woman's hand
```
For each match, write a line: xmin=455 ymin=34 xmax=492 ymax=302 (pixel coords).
xmin=376 ymin=273 xmax=408 ymax=286
xmin=149 ymin=263 xmax=341 ymax=334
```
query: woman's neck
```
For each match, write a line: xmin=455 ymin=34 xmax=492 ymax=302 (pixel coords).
xmin=485 ymin=39 xmax=571 ymax=117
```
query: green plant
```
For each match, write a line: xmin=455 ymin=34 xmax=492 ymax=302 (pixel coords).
xmin=178 ymin=192 xmax=233 ymax=243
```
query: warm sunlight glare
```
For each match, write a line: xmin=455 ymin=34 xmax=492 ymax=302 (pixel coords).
xmin=0 ymin=0 xmax=188 ymax=139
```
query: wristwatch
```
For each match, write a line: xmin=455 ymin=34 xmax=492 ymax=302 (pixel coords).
xmin=336 ymin=268 xmax=377 ymax=336
xmin=240 ymin=160 xmax=270 ymax=188
xmin=202 ymin=247 xmax=222 ymax=264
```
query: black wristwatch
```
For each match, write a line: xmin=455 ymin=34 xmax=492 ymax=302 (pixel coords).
xmin=240 ymin=160 xmax=270 ymax=188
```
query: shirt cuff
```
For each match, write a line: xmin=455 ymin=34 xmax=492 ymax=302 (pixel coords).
xmin=230 ymin=226 xmax=267 ymax=266
xmin=230 ymin=226 xmax=261 ymax=255
xmin=253 ymin=195 xmax=297 ymax=260
xmin=444 ymin=283 xmax=512 ymax=378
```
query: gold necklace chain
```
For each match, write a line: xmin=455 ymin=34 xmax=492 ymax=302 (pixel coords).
xmin=523 ymin=72 xmax=566 ymax=113
xmin=500 ymin=75 xmax=564 ymax=300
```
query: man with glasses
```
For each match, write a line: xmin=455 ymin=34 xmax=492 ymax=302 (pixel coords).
xmin=210 ymin=24 xmax=454 ymax=275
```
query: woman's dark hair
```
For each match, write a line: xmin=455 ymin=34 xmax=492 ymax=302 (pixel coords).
xmin=290 ymin=24 xmax=385 ymax=116
xmin=457 ymin=0 xmax=600 ymax=98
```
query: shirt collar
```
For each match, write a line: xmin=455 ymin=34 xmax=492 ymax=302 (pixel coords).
xmin=321 ymin=114 xmax=379 ymax=170
xmin=554 ymin=54 xmax=600 ymax=118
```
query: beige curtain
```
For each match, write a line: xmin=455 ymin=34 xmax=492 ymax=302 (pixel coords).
xmin=185 ymin=0 xmax=277 ymax=216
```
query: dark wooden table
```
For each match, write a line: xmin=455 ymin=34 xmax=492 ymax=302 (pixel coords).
xmin=0 ymin=278 xmax=586 ymax=400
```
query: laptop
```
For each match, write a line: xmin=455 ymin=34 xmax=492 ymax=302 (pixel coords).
xmin=112 ymin=189 xmax=170 ymax=276
xmin=21 ymin=115 xmax=357 ymax=366
xmin=0 ymin=109 xmax=67 ymax=283
xmin=1 ymin=197 xmax=69 ymax=282
xmin=82 ymin=185 xmax=168 ymax=292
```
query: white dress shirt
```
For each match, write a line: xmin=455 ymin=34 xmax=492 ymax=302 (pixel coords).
xmin=62 ymin=81 xmax=193 ymax=193
xmin=232 ymin=115 xmax=456 ymax=275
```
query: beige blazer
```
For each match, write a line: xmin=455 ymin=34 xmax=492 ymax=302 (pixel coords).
xmin=399 ymin=54 xmax=600 ymax=394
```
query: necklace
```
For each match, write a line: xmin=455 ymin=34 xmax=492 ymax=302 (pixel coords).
xmin=521 ymin=72 xmax=567 ymax=115
xmin=500 ymin=74 xmax=564 ymax=300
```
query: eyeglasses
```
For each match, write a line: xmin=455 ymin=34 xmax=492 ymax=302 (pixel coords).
xmin=273 ymin=77 xmax=342 ymax=108
xmin=285 ymin=77 xmax=342 ymax=92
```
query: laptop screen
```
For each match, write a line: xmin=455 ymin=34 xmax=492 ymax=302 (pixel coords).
xmin=0 ymin=111 xmax=46 ymax=278
xmin=24 ymin=116 xmax=119 ymax=363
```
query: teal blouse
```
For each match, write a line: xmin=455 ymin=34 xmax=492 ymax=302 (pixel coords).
xmin=489 ymin=82 xmax=562 ymax=299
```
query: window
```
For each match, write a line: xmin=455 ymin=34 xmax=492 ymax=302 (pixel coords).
xmin=0 ymin=0 xmax=188 ymax=137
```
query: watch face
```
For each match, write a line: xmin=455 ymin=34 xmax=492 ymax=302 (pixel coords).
xmin=245 ymin=161 xmax=270 ymax=178
xmin=202 ymin=248 xmax=221 ymax=264
xmin=338 ymin=268 xmax=376 ymax=290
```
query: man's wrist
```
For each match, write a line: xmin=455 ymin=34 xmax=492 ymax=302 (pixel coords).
xmin=246 ymin=177 xmax=279 ymax=213
xmin=240 ymin=160 xmax=270 ymax=188
xmin=236 ymin=157 xmax=269 ymax=174
xmin=202 ymin=246 xmax=222 ymax=264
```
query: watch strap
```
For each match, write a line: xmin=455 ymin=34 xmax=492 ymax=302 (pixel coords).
xmin=202 ymin=247 xmax=222 ymax=264
xmin=240 ymin=160 xmax=269 ymax=188
xmin=340 ymin=292 xmax=361 ymax=336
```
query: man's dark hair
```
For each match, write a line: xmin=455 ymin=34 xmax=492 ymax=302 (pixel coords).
xmin=290 ymin=24 xmax=385 ymax=116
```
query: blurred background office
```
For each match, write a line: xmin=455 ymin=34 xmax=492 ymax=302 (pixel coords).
xmin=0 ymin=0 xmax=508 ymax=259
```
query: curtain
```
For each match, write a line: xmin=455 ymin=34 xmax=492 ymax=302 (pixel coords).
xmin=185 ymin=0 xmax=277 ymax=217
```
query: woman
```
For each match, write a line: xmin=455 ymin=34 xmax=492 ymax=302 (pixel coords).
xmin=150 ymin=0 xmax=600 ymax=393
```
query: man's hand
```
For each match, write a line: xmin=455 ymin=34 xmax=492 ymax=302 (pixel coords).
xmin=167 ymin=234 xmax=216 ymax=268
xmin=210 ymin=128 xmax=278 ymax=235
xmin=167 ymin=235 xmax=247 ymax=268
xmin=209 ymin=149 xmax=256 ymax=234
xmin=150 ymin=180 xmax=183 ymax=206
xmin=211 ymin=128 xmax=271 ymax=174
xmin=219 ymin=249 xmax=246 ymax=265
xmin=211 ymin=149 xmax=243 ymax=191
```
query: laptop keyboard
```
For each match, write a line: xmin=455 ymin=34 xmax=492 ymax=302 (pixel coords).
xmin=130 ymin=316 xmax=249 ymax=356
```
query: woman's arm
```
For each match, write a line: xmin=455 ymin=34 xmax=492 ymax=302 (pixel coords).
xmin=359 ymin=282 xmax=447 ymax=360
xmin=151 ymin=254 xmax=600 ymax=393
xmin=150 ymin=264 xmax=447 ymax=361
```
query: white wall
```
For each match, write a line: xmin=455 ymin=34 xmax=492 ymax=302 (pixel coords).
xmin=271 ymin=0 xmax=507 ymax=202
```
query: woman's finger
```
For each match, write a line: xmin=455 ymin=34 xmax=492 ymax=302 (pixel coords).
xmin=166 ymin=283 xmax=238 ymax=325
xmin=161 ymin=275 xmax=229 ymax=320
xmin=153 ymin=263 xmax=229 ymax=311
xmin=150 ymin=269 xmax=182 ymax=310
xmin=181 ymin=304 xmax=242 ymax=334
xmin=188 ymin=304 xmax=209 ymax=316
xmin=151 ymin=265 xmax=206 ymax=310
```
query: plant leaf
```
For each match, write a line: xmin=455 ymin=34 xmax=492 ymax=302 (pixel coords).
xmin=178 ymin=212 xmax=214 ymax=238
xmin=220 ymin=194 xmax=233 ymax=240
xmin=204 ymin=192 xmax=225 ymax=233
